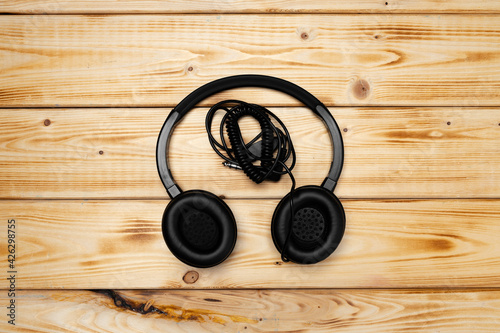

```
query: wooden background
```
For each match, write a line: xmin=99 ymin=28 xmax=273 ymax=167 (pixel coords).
xmin=1 ymin=1 xmax=500 ymax=332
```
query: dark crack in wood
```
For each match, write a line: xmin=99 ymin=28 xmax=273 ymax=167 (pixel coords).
xmin=88 ymin=290 xmax=256 ymax=325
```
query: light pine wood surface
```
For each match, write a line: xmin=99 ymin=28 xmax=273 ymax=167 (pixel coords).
xmin=2 ymin=0 xmax=500 ymax=14
xmin=1 ymin=15 xmax=500 ymax=107
xmin=1 ymin=199 xmax=500 ymax=289
xmin=1 ymin=289 xmax=500 ymax=332
xmin=0 ymin=107 xmax=499 ymax=199
xmin=1 ymin=7 xmax=500 ymax=333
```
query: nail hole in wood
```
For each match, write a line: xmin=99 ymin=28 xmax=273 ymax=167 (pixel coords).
xmin=43 ymin=119 xmax=51 ymax=126
xmin=183 ymin=270 xmax=199 ymax=284
xmin=385 ymin=2 xmax=388 ymax=5
xmin=447 ymin=121 xmax=451 ymax=125
xmin=343 ymin=128 xmax=348 ymax=132
xmin=99 ymin=150 xmax=104 ymax=155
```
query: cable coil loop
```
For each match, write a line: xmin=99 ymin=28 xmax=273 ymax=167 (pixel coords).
xmin=226 ymin=103 xmax=274 ymax=183
xmin=206 ymin=100 xmax=297 ymax=263
xmin=206 ymin=100 xmax=296 ymax=184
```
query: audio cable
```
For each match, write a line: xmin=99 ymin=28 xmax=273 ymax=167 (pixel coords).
xmin=205 ymin=100 xmax=296 ymax=262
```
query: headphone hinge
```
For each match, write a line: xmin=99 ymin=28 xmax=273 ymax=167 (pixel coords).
xmin=167 ymin=184 xmax=182 ymax=199
xmin=321 ymin=177 xmax=337 ymax=192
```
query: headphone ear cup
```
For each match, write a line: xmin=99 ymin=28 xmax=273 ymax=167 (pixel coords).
xmin=271 ymin=185 xmax=345 ymax=264
xmin=162 ymin=190 xmax=237 ymax=268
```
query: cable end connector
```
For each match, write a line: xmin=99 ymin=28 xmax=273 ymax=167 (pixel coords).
xmin=222 ymin=162 xmax=243 ymax=170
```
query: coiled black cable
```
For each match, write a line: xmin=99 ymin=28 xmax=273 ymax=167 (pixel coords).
xmin=206 ymin=100 xmax=296 ymax=183
xmin=205 ymin=100 xmax=297 ymax=262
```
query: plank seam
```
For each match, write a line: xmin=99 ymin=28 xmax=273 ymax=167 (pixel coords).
xmin=2 ymin=12 xmax=500 ymax=15
xmin=4 ymin=287 xmax=500 ymax=291
xmin=2 ymin=198 xmax=500 ymax=201
xmin=2 ymin=105 xmax=500 ymax=109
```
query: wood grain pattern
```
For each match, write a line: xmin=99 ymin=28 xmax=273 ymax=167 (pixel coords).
xmin=1 ymin=199 xmax=500 ymax=289
xmin=1 ymin=15 xmax=500 ymax=107
xmin=1 ymin=107 xmax=499 ymax=199
xmin=1 ymin=289 xmax=500 ymax=332
xmin=2 ymin=3 xmax=499 ymax=332
xmin=2 ymin=0 xmax=500 ymax=14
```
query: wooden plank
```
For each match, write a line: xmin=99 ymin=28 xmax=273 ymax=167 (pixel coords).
xmin=1 ymin=15 xmax=500 ymax=107
xmin=1 ymin=199 xmax=500 ymax=289
xmin=1 ymin=107 xmax=499 ymax=199
xmin=2 ymin=289 xmax=500 ymax=332
xmin=2 ymin=0 xmax=500 ymax=14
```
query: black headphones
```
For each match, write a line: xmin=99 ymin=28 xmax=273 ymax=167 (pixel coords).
xmin=157 ymin=75 xmax=345 ymax=268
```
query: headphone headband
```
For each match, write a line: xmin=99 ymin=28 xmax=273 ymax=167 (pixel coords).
xmin=156 ymin=75 xmax=344 ymax=198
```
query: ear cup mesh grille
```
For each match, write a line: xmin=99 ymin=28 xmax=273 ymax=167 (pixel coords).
xmin=181 ymin=211 xmax=220 ymax=251
xmin=163 ymin=190 xmax=237 ymax=268
xmin=292 ymin=207 xmax=325 ymax=243
xmin=271 ymin=185 xmax=345 ymax=264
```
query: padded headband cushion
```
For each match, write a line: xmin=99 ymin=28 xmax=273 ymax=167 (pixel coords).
xmin=162 ymin=190 xmax=237 ymax=268
xmin=271 ymin=185 xmax=345 ymax=264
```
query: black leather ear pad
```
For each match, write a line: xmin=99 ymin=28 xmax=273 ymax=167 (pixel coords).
xmin=162 ymin=190 xmax=237 ymax=268
xmin=271 ymin=185 xmax=345 ymax=264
